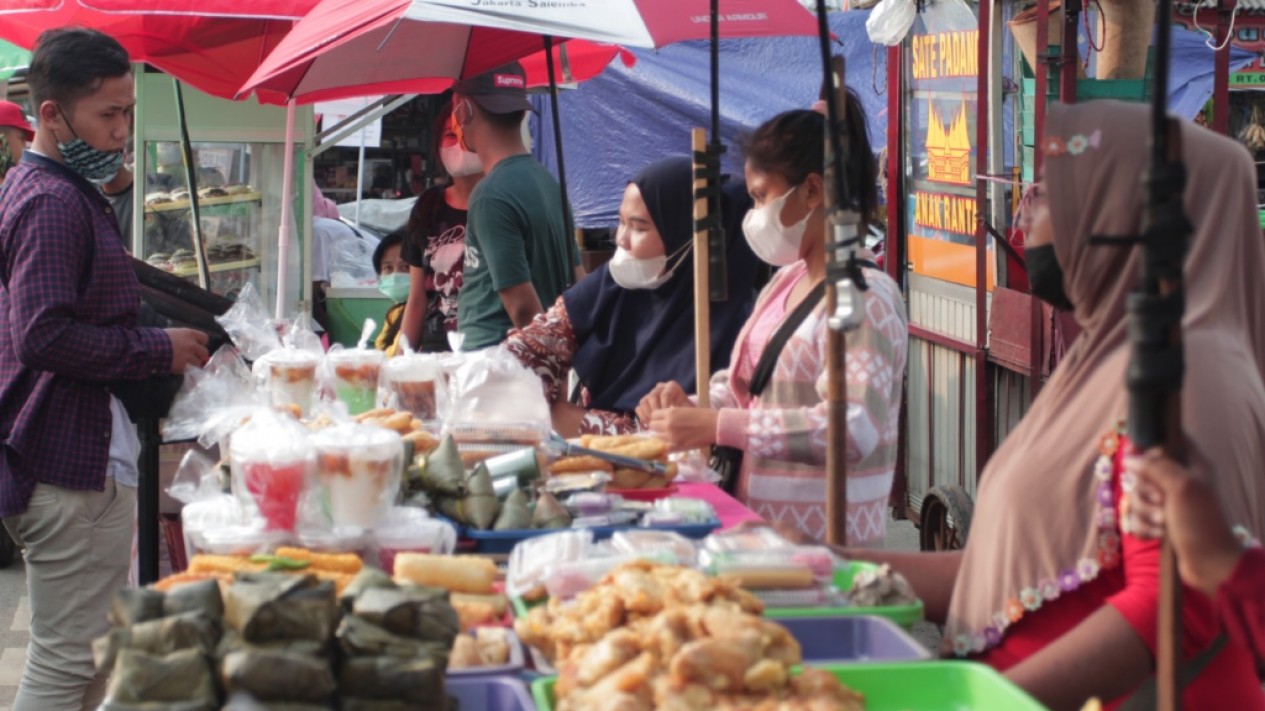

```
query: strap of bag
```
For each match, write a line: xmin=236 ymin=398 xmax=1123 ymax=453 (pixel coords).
xmin=1115 ymin=633 xmax=1229 ymax=711
xmin=749 ymin=260 xmax=878 ymax=397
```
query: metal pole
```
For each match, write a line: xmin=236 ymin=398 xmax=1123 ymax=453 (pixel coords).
xmin=173 ymin=79 xmax=211 ymax=291
xmin=136 ymin=419 xmax=161 ymax=585
xmin=1213 ymin=2 xmax=1234 ymax=135
xmin=975 ymin=0 xmax=994 ymax=475
xmin=544 ymin=36 xmax=576 ymax=244
xmin=355 ymin=124 xmax=366 ymax=228
xmin=275 ymin=98 xmax=297 ymax=320
xmin=707 ymin=0 xmax=727 ymax=301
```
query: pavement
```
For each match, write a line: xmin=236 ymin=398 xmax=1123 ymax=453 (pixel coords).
xmin=0 ymin=516 xmax=941 ymax=708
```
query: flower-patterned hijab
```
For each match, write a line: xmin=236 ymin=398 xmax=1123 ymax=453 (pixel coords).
xmin=944 ymin=100 xmax=1265 ymax=656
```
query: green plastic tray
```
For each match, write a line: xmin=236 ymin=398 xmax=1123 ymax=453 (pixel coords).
xmin=531 ymin=661 xmax=1048 ymax=711
xmin=510 ymin=561 xmax=923 ymax=629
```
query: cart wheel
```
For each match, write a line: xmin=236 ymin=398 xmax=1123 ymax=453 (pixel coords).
xmin=920 ymin=485 xmax=973 ymax=552
xmin=0 ymin=526 xmax=16 ymax=569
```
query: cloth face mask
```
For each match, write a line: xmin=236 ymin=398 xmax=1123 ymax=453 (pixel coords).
xmin=1025 ymin=244 xmax=1074 ymax=311
xmin=57 ymin=108 xmax=124 ymax=185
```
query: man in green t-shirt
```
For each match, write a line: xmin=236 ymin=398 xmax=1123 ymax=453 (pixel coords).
xmin=451 ymin=62 xmax=583 ymax=351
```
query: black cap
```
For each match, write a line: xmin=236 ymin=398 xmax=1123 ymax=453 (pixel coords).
xmin=454 ymin=62 xmax=533 ymax=115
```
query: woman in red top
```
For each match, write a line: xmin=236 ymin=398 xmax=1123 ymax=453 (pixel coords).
xmin=829 ymin=101 xmax=1265 ymax=710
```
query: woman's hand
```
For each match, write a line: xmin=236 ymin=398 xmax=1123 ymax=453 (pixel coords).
xmin=1122 ymin=447 xmax=1244 ymax=596
xmin=636 ymin=381 xmax=693 ymax=424
xmin=647 ymin=407 xmax=719 ymax=451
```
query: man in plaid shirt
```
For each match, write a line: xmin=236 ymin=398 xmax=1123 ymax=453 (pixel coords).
xmin=0 ymin=28 xmax=209 ymax=710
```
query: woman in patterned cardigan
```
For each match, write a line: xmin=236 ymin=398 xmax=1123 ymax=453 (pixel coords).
xmin=638 ymin=101 xmax=908 ymax=546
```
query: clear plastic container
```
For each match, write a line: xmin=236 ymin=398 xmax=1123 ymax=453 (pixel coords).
xmin=639 ymin=511 xmax=686 ymax=527
xmin=564 ymin=492 xmax=621 ymax=517
xmin=700 ymin=546 xmax=837 ymax=589
xmin=703 ymin=526 xmax=795 ymax=553
xmin=542 ymin=472 xmax=610 ymax=497
xmin=229 ymin=414 xmax=316 ymax=532
xmin=652 ymin=497 xmax=716 ymax=524
xmin=297 ymin=528 xmax=372 ymax=558
xmin=196 ymin=526 xmax=291 ymax=556
xmin=311 ymin=424 xmax=403 ymax=529
xmin=542 ymin=550 xmax=680 ymax=600
xmin=372 ymin=507 xmax=457 ymax=572
xmin=506 ymin=529 xmax=592 ymax=599
xmin=610 ymin=530 xmax=697 ymax=566
xmin=384 ymin=354 xmax=442 ymax=421
xmin=261 ymin=348 xmax=320 ymax=416
xmin=180 ymin=495 xmax=246 ymax=560
xmin=571 ymin=511 xmax=639 ymax=528
xmin=328 ymin=348 xmax=385 ymax=416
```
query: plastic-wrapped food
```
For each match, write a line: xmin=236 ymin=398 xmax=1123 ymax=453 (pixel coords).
xmin=446 ymin=348 xmax=550 ymax=435
xmin=326 ymin=347 xmax=385 ymax=417
xmin=505 ymin=530 xmax=592 ymax=600
xmin=255 ymin=348 xmax=321 ymax=417
xmin=703 ymin=526 xmax=795 ymax=553
xmin=311 ymin=423 xmax=403 ymax=530
xmin=639 ymin=511 xmax=687 ymax=527
xmin=563 ymin=492 xmax=621 ymax=517
xmin=195 ymin=526 xmax=291 ymax=557
xmin=652 ymin=496 xmax=716 ymax=523
xmin=371 ymin=508 xmax=457 ymax=572
xmin=229 ymin=410 xmax=316 ymax=532
xmin=699 ymin=546 xmax=837 ymax=590
xmin=570 ymin=512 xmax=639 ymax=528
xmin=163 ymin=346 xmax=265 ymax=447
xmin=393 ymin=553 xmax=497 ymax=595
xmin=541 ymin=551 xmax=678 ymax=601
xmin=610 ymin=530 xmax=698 ymax=565
xmin=847 ymin=563 xmax=920 ymax=607
xmin=382 ymin=354 xmax=443 ymax=421
xmin=541 ymin=472 xmax=610 ymax=497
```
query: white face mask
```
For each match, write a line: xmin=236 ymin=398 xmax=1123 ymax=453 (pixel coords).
xmin=742 ymin=185 xmax=811 ymax=267
xmin=607 ymin=243 xmax=689 ymax=291
xmin=440 ymin=144 xmax=483 ymax=177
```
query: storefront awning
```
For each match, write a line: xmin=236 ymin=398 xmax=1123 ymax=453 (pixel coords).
xmin=0 ymin=40 xmax=29 ymax=81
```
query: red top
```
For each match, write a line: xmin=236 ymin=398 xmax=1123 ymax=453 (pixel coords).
xmin=1217 ymin=547 xmax=1265 ymax=662
xmin=977 ymin=438 xmax=1264 ymax=710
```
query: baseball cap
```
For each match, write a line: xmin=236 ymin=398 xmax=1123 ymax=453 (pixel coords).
xmin=0 ymin=101 xmax=34 ymax=141
xmin=453 ymin=62 xmax=533 ymax=115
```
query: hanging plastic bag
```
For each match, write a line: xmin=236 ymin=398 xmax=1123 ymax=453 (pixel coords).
xmin=163 ymin=345 xmax=266 ymax=447
xmin=866 ymin=0 xmax=917 ymax=46
xmin=448 ymin=346 xmax=550 ymax=432
xmin=215 ymin=282 xmax=282 ymax=361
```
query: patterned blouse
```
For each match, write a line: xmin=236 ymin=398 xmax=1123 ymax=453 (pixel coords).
xmin=712 ymin=261 xmax=908 ymax=545
xmin=504 ymin=297 xmax=640 ymax=435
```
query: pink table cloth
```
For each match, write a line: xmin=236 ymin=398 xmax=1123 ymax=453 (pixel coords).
xmin=677 ymin=482 xmax=764 ymax=530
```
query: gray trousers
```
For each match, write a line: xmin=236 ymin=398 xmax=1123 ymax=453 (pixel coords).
xmin=3 ymin=478 xmax=135 ymax=711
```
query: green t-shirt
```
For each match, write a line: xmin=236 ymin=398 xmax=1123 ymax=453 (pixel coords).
xmin=458 ymin=154 xmax=580 ymax=351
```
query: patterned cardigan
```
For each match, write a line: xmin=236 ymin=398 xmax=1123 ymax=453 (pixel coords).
xmin=711 ymin=261 xmax=908 ymax=546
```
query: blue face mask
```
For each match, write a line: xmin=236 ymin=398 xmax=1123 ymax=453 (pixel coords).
xmin=378 ymin=273 xmax=410 ymax=303
xmin=57 ymin=107 xmax=124 ymax=184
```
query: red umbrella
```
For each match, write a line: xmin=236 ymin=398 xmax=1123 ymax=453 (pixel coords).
xmin=0 ymin=0 xmax=319 ymax=101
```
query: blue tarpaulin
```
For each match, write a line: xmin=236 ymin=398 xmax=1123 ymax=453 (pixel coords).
xmin=532 ymin=10 xmax=886 ymax=228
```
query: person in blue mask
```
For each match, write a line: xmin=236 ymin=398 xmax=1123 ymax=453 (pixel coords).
xmin=373 ymin=231 xmax=411 ymax=354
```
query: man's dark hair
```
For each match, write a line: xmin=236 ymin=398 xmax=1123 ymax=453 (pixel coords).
xmin=742 ymin=90 xmax=878 ymax=225
xmin=476 ymin=104 xmax=527 ymax=134
xmin=28 ymin=28 xmax=131 ymax=111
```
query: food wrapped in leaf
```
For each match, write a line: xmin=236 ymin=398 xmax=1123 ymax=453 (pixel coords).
xmin=105 ymin=648 xmax=216 ymax=705
xmin=341 ymin=699 xmax=441 ymax=711
xmin=337 ymin=615 xmax=437 ymax=659
xmin=340 ymin=568 xmax=395 ymax=609
xmin=99 ymin=700 xmax=215 ymax=711
xmin=221 ymin=695 xmax=334 ymax=711
xmin=109 ymin=588 xmax=165 ymax=627
xmin=94 ymin=612 xmax=219 ymax=672
xmin=162 ymin=579 xmax=224 ymax=619
xmin=421 ymin=436 xmax=465 ymax=496
xmin=339 ymin=655 xmax=445 ymax=704
xmin=463 ymin=465 xmax=499 ymax=530
xmin=224 ymin=573 xmax=337 ymax=644
xmin=213 ymin=629 xmax=326 ymax=665
xmin=532 ymin=490 xmax=572 ymax=529
xmin=221 ymin=649 xmax=336 ymax=703
xmin=402 ymin=489 xmax=432 ymax=511
xmin=351 ymin=586 xmax=460 ymax=643
xmin=493 ymin=489 xmax=532 ymax=530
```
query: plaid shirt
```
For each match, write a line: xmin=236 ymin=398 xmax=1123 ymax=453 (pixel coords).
xmin=0 ymin=152 xmax=172 ymax=518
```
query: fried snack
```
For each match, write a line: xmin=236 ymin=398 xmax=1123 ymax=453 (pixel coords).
xmin=452 ymin=599 xmax=499 ymax=631
xmin=579 ymin=434 xmax=645 ymax=450
xmin=394 ymin=553 xmax=497 ymax=595
xmin=314 ymin=571 xmax=358 ymax=597
xmin=188 ymin=555 xmax=267 ymax=576
xmin=274 ymin=547 xmax=364 ymax=575
xmin=272 ymin=403 xmax=303 ymax=420
xmin=364 ymin=411 xmax=413 ymax=434
xmin=549 ymin=455 xmax=615 ymax=474
xmin=151 ymin=570 xmax=233 ymax=593
xmin=451 ymin=592 xmax=509 ymax=617
xmin=353 ymin=408 xmax=394 ymax=422
xmin=611 ymin=468 xmax=653 ymax=490
xmin=402 ymin=430 xmax=438 ymax=452
xmin=603 ymin=439 xmax=669 ymax=462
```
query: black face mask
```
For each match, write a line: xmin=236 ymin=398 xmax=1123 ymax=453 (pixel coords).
xmin=1026 ymin=244 xmax=1074 ymax=311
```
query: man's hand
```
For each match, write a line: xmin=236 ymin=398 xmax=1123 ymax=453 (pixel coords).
xmin=166 ymin=328 xmax=209 ymax=374
xmin=648 ymin=406 xmax=719 ymax=452
xmin=636 ymin=381 xmax=693 ymax=424
xmin=1123 ymin=448 xmax=1245 ymax=595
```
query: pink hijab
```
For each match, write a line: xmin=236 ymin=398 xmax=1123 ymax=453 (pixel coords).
xmin=944 ymin=100 xmax=1265 ymax=656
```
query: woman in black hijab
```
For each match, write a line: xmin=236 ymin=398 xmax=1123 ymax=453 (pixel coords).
xmin=505 ymin=155 xmax=759 ymax=437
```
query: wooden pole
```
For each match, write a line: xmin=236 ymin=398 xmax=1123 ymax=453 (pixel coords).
xmin=692 ymin=128 xmax=711 ymax=409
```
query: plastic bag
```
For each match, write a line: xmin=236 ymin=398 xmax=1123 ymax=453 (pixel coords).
xmin=253 ymin=348 xmax=322 ymax=416
xmin=163 ymin=345 xmax=266 ymax=447
xmin=371 ymin=507 xmax=457 ymax=572
xmin=309 ymin=423 xmax=404 ymax=530
xmin=866 ymin=0 xmax=917 ymax=46
xmin=670 ymin=449 xmax=722 ymax=484
xmin=382 ymin=353 xmax=445 ymax=422
xmin=165 ymin=448 xmax=222 ymax=506
xmin=214 ymin=283 xmax=282 ymax=361
xmin=324 ymin=344 xmax=386 ymax=417
xmin=448 ymin=347 xmax=550 ymax=432
xmin=228 ymin=409 xmax=316 ymax=532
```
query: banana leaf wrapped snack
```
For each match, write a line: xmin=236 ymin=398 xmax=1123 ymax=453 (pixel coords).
xmin=493 ymin=489 xmax=532 ymax=530
xmin=221 ymin=648 xmax=337 ymax=704
xmin=105 ymin=648 xmax=217 ymax=708
xmin=419 ymin=436 xmax=466 ymax=496
xmin=94 ymin=611 xmax=219 ymax=672
xmin=351 ymin=585 xmax=460 ymax=643
xmin=109 ymin=587 xmax=166 ymax=627
xmin=339 ymin=656 xmax=446 ymax=708
xmin=224 ymin=573 xmax=338 ymax=644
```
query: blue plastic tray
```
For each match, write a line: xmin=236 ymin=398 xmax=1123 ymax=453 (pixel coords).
xmin=446 ymin=676 xmax=534 ymax=710
xmin=455 ymin=518 xmax=721 ymax=554
xmin=778 ymin=615 xmax=931 ymax=664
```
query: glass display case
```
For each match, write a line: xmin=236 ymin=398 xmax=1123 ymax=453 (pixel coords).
xmin=132 ymin=70 xmax=313 ymax=309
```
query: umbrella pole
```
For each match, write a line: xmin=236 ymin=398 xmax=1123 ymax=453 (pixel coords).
xmin=706 ymin=0 xmax=727 ymax=302
xmin=544 ymin=36 xmax=578 ymax=252
xmin=173 ymin=79 xmax=210 ymax=291
xmin=276 ymin=98 xmax=297 ymax=321
xmin=692 ymin=128 xmax=711 ymax=409
xmin=355 ymin=124 xmax=366 ymax=228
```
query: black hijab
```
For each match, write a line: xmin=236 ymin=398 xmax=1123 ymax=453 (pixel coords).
xmin=564 ymin=156 xmax=759 ymax=414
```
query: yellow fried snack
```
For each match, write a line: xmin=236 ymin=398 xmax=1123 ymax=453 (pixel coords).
xmin=611 ymin=468 xmax=654 ymax=489
xmin=152 ymin=570 xmax=233 ymax=593
xmin=604 ymin=439 xmax=669 ymax=462
xmin=453 ymin=599 xmax=500 ymax=631
xmin=354 ymin=408 xmax=394 ymax=422
xmin=549 ymin=455 xmax=615 ymax=474
xmin=402 ymin=430 xmax=439 ymax=453
xmin=187 ymin=554 xmax=267 ymax=576
xmin=274 ymin=547 xmax=364 ymax=575
xmin=579 ymin=434 xmax=645 ymax=450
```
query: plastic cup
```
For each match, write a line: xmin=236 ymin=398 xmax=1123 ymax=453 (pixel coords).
xmin=329 ymin=349 xmax=384 ymax=416
xmin=313 ymin=424 xmax=403 ymax=529
xmin=266 ymin=350 xmax=319 ymax=415
xmin=384 ymin=356 xmax=440 ymax=421
xmin=230 ymin=424 xmax=315 ymax=532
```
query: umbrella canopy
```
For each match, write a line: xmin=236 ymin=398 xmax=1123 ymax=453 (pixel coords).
xmin=0 ymin=0 xmax=317 ymax=100
xmin=0 ymin=39 xmax=28 ymax=81
xmin=405 ymin=0 xmax=820 ymax=48
xmin=240 ymin=0 xmax=632 ymax=103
